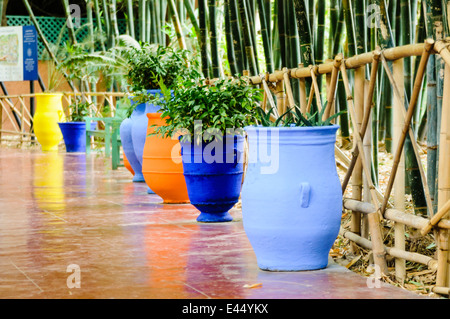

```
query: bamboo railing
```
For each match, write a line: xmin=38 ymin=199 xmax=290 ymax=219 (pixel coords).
xmin=0 ymin=91 xmax=126 ymax=145
xmin=249 ymin=39 xmax=450 ymax=296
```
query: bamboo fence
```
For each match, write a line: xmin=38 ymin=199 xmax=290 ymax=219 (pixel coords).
xmin=0 ymin=92 xmax=126 ymax=145
xmin=248 ymin=39 xmax=450 ymax=295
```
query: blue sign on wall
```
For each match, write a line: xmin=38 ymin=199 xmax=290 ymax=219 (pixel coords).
xmin=22 ymin=25 xmax=38 ymax=81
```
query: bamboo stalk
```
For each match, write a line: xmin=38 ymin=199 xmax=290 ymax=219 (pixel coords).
xmin=340 ymin=62 xmax=388 ymax=275
xmin=274 ymin=80 xmax=285 ymax=117
xmin=309 ymin=65 xmax=322 ymax=112
xmin=432 ymin=286 xmax=450 ymax=295
xmin=350 ymin=66 xmax=365 ymax=251
xmin=380 ymin=54 xmax=434 ymax=216
xmin=247 ymin=44 xmax=427 ymax=83
xmin=380 ymin=39 xmax=434 ymax=216
xmin=339 ymin=227 xmax=438 ymax=270
xmin=305 ymin=82 xmax=314 ymax=114
xmin=283 ymin=68 xmax=295 ymax=108
xmin=293 ymin=0 xmax=314 ymax=67
xmin=298 ymin=63 xmax=307 ymax=114
xmin=439 ymin=55 xmax=450 ymax=286
xmin=237 ymin=0 xmax=258 ymax=75
xmin=362 ymin=79 xmax=372 ymax=239
xmin=392 ymin=57 xmax=406 ymax=282
xmin=323 ymin=54 xmax=342 ymax=121
xmin=341 ymin=50 xmax=381 ymax=193
xmin=421 ymin=200 xmax=450 ymax=235
xmin=168 ymin=0 xmax=187 ymax=50
xmin=436 ymin=230 xmax=449 ymax=286
xmin=260 ymin=77 xmax=278 ymax=117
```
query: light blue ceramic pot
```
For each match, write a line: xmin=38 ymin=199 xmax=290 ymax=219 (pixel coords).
xmin=241 ymin=125 xmax=342 ymax=271
xmin=120 ymin=90 xmax=162 ymax=184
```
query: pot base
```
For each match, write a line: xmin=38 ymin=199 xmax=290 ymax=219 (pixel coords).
xmin=132 ymin=173 xmax=146 ymax=182
xmin=257 ymin=261 xmax=328 ymax=272
xmin=196 ymin=211 xmax=233 ymax=223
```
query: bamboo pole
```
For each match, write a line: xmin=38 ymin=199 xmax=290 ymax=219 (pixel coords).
xmin=248 ymin=43 xmax=427 ymax=85
xmin=421 ymin=200 xmax=450 ymax=235
xmin=380 ymin=39 xmax=434 ymax=216
xmin=437 ymin=230 xmax=449 ymax=287
xmin=438 ymin=57 xmax=450 ymax=286
xmin=380 ymin=54 xmax=434 ymax=215
xmin=305 ymin=82 xmax=314 ymax=114
xmin=340 ymin=62 xmax=389 ymax=275
xmin=309 ymin=65 xmax=322 ymax=112
xmin=393 ymin=58 xmax=406 ymax=282
xmin=298 ymin=63 xmax=307 ymax=113
xmin=274 ymin=80 xmax=286 ymax=117
xmin=345 ymin=198 xmax=450 ymax=230
xmin=362 ymin=79 xmax=371 ymax=239
xmin=341 ymin=50 xmax=381 ymax=193
xmin=432 ymin=286 xmax=450 ymax=295
xmin=323 ymin=54 xmax=342 ymax=121
xmin=168 ymin=0 xmax=187 ymax=50
xmin=339 ymin=227 xmax=438 ymax=270
xmin=283 ymin=68 xmax=295 ymax=108
xmin=260 ymin=77 xmax=278 ymax=118
xmin=350 ymin=66 xmax=365 ymax=251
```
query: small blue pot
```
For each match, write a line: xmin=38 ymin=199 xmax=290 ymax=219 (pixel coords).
xmin=179 ymin=135 xmax=245 ymax=222
xmin=58 ymin=122 xmax=87 ymax=153
xmin=241 ymin=125 xmax=342 ymax=271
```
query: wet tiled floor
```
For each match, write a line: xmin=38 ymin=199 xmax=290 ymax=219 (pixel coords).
xmin=0 ymin=148 xmax=429 ymax=299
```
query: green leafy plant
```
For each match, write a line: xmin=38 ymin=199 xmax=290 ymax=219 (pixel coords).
xmin=123 ymin=44 xmax=201 ymax=118
xmin=66 ymin=100 xmax=93 ymax=122
xmin=153 ymin=76 xmax=262 ymax=143
xmin=256 ymin=102 xmax=346 ymax=127
xmin=125 ymin=44 xmax=200 ymax=92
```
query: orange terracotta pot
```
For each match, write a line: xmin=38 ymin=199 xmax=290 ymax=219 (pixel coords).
xmin=123 ymin=153 xmax=135 ymax=176
xmin=142 ymin=113 xmax=189 ymax=204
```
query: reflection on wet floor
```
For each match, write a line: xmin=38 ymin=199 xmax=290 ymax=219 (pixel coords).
xmin=0 ymin=148 xmax=427 ymax=299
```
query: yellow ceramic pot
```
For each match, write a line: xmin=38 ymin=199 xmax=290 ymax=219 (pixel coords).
xmin=33 ymin=93 xmax=65 ymax=151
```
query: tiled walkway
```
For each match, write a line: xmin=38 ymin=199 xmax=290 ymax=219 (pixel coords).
xmin=0 ymin=148 xmax=429 ymax=299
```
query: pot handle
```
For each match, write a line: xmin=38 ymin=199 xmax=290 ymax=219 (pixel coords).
xmin=57 ymin=110 xmax=64 ymax=121
xmin=299 ymin=182 xmax=311 ymax=208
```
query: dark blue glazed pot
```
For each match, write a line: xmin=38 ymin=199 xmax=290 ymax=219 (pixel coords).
xmin=58 ymin=122 xmax=87 ymax=153
xmin=120 ymin=89 xmax=162 ymax=184
xmin=179 ymin=135 xmax=245 ymax=222
xmin=241 ymin=125 xmax=342 ymax=271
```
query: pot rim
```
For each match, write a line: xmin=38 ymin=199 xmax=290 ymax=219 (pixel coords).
xmin=244 ymin=124 xmax=340 ymax=132
xmin=34 ymin=92 xmax=64 ymax=97
xmin=146 ymin=112 xmax=165 ymax=119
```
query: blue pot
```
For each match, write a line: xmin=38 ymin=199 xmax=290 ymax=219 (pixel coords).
xmin=241 ymin=125 xmax=342 ymax=271
xmin=120 ymin=90 xmax=162 ymax=184
xmin=120 ymin=118 xmax=145 ymax=182
xmin=58 ymin=122 xmax=87 ymax=153
xmin=179 ymin=135 xmax=245 ymax=222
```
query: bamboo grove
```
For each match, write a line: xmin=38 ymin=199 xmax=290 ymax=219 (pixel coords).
xmin=14 ymin=2 xmax=449 ymax=235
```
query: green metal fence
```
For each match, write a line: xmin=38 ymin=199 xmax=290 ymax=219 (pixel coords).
xmin=6 ymin=15 xmax=127 ymax=59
